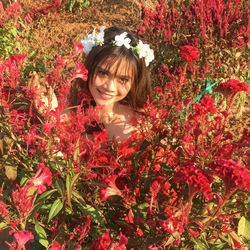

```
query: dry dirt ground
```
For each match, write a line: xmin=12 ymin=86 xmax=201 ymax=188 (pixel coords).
xmin=18 ymin=0 xmax=144 ymax=57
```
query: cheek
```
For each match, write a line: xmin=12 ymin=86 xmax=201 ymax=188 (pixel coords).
xmin=123 ymin=82 xmax=132 ymax=95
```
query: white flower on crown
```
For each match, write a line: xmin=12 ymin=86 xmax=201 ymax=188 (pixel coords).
xmin=114 ymin=32 xmax=131 ymax=49
xmin=81 ymin=26 xmax=106 ymax=54
xmin=136 ymin=40 xmax=155 ymax=67
xmin=80 ymin=27 xmax=154 ymax=66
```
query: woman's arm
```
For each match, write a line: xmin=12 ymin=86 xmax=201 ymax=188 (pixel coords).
xmin=30 ymin=72 xmax=58 ymax=115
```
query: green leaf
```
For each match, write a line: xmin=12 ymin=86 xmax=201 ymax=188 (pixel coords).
xmin=72 ymin=190 xmax=86 ymax=206
xmin=238 ymin=216 xmax=250 ymax=240
xmin=86 ymin=181 xmax=110 ymax=188
xmin=55 ymin=178 xmax=65 ymax=197
xmin=71 ymin=172 xmax=80 ymax=186
xmin=34 ymin=218 xmax=49 ymax=248
xmin=48 ymin=199 xmax=64 ymax=222
xmin=36 ymin=189 xmax=56 ymax=204
xmin=77 ymin=203 xmax=104 ymax=226
xmin=0 ymin=138 xmax=3 ymax=155
xmin=66 ymin=174 xmax=72 ymax=208
xmin=0 ymin=221 xmax=8 ymax=230
xmin=73 ymin=138 xmax=80 ymax=161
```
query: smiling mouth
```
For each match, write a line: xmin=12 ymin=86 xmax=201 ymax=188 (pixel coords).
xmin=97 ymin=89 xmax=115 ymax=100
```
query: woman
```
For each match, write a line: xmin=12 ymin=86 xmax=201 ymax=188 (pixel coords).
xmin=32 ymin=26 xmax=154 ymax=143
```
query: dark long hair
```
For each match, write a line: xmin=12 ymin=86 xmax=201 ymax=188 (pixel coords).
xmin=69 ymin=27 xmax=152 ymax=110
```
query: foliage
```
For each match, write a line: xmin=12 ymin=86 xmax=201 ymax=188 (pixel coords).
xmin=138 ymin=0 xmax=249 ymax=89
xmin=63 ymin=0 xmax=91 ymax=12
xmin=0 ymin=1 xmax=249 ymax=249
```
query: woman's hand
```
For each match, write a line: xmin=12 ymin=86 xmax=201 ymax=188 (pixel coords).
xmin=30 ymin=72 xmax=58 ymax=115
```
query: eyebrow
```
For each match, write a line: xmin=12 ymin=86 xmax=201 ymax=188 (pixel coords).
xmin=97 ymin=66 xmax=131 ymax=80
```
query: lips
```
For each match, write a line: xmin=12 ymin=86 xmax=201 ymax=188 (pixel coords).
xmin=97 ymin=89 xmax=115 ymax=100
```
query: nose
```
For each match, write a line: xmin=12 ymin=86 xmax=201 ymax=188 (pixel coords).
xmin=104 ymin=77 xmax=117 ymax=92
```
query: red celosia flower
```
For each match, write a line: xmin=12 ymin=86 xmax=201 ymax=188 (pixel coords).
xmin=73 ymin=216 xmax=91 ymax=242
xmin=110 ymin=232 xmax=128 ymax=250
xmin=28 ymin=163 xmax=52 ymax=194
xmin=49 ymin=241 xmax=62 ymax=250
xmin=6 ymin=2 xmax=21 ymax=21
xmin=189 ymin=228 xmax=199 ymax=238
xmin=69 ymin=63 xmax=88 ymax=82
xmin=91 ymin=229 xmax=111 ymax=250
xmin=209 ymin=159 xmax=250 ymax=192
xmin=12 ymin=186 xmax=33 ymax=217
xmin=215 ymin=79 xmax=249 ymax=93
xmin=0 ymin=200 xmax=9 ymax=220
xmin=180 ymin=45 xmax=200 ymax=62
xmin=173 ymin=165 xmax=212 ymax=195
xmin=73 ymin=42 xmax=85 ymax=55
xmin=13 ymin=231 xmax=34 ymax=250
xmin=6 ymin=54 xmax=28 ymax=67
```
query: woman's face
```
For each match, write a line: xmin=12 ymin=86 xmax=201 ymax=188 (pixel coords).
xmin=89 ymin=59 xmax=133 ymax=109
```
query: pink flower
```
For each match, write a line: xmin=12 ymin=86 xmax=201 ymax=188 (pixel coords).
xmin=13 ymin=231 xmax=34 ymax=250
xmin=215 ymin=79 xmax=249 ymax=93
xmin=180 ymin=45 xmax=200 ymax=62
xmin=100 ymin=175 xmax=122 ymax=201
xmin=28 ymin=163 xmax=52 ymax=194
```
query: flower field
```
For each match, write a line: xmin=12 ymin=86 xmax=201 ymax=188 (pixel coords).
xmin=0 ymin=0 xmax=249 ymax=249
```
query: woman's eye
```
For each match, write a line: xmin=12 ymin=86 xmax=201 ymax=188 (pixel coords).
xmin=119 ymin=78 xmax=129 ymax=84
xmin=98 ymin=70 xmax=107 ymax=76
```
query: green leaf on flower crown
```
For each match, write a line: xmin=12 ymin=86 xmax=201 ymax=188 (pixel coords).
xmin=48 ymin=199 xmax=64 ymax=222
xmin=238 ymin=216 xmax=250 ymax=240
xmin=34 ymin=218 xmax=49 ymax=248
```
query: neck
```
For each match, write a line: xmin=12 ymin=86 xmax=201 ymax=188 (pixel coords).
xmin=98 ymin=103 xmax=118 ymax=123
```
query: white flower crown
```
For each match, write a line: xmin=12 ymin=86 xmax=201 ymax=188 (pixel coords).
xmin=80 ymin=26 xmax=154 ymax=67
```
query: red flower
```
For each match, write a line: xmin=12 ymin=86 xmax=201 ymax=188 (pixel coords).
xmin=180 ymin=45 xmax=200 ymax=62
xmin=0 ymin=201 xmax=9 ymax=220
xmin=209 ymin=159 xmax=250 ymax=192
xmin=73 ymin=42 xmax=85 ymax=55
xmin=49 ymin=241 xmax=62 ymax=250
xmin=215 ymin=79 xmax=249 ymax=93
xmin=91 ymin=230 xmax=111 ymax=250
xmin=13 ymin=231 xmax=34 ymax=250
xmin=12 ymin=186 xmax=33 ymax=217
xmin=110 ymin=232 xmax=128 ymax=250
xmin=69 ymin=63 xmax=88 ymax=82
xmin=4 ymin=54 xmax=28 ymax=67
xmin=28 ymin=163 xmax=52 ymax=194
xmin=173 ymin=165 xmax=212 ymax=194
